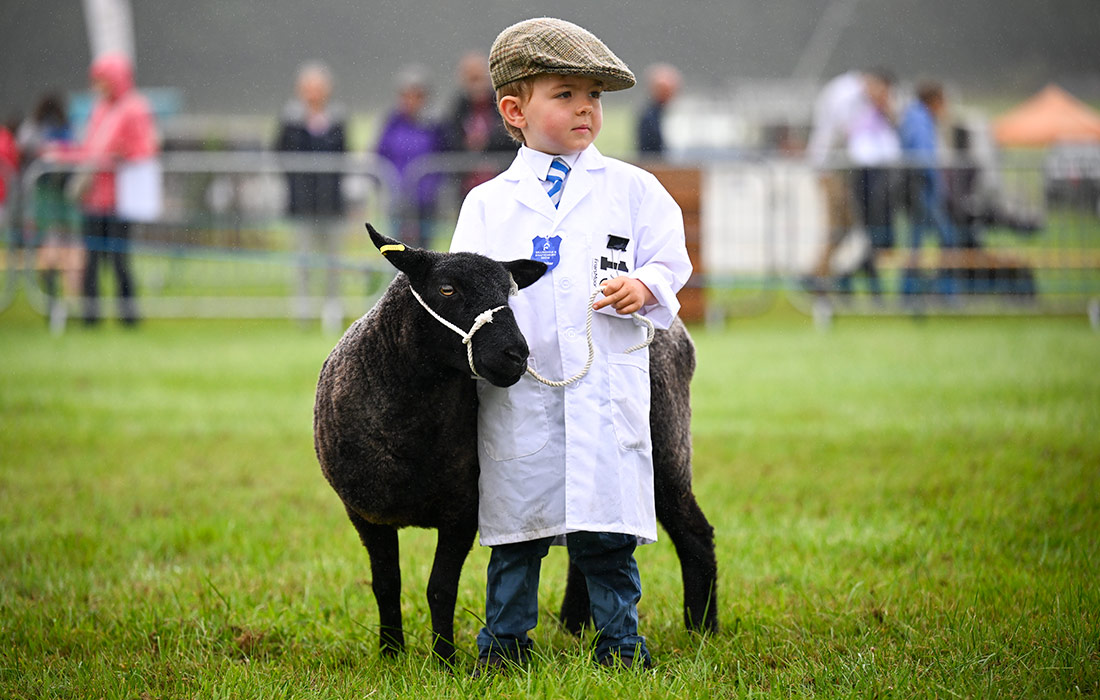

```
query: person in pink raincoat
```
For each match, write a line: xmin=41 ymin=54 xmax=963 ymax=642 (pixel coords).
xmin=57 ymin=52 xmax=158 ymax=325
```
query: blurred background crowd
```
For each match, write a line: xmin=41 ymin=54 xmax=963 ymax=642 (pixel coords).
xmin=2 ymin=0 xmax=1099 ymax=331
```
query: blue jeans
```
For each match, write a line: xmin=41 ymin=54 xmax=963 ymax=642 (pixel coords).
xmin=82 ymin=214 xmax=137 ymax=324
xmin=477 ymin=531 xmax=650 ymax=665
xmin=903 ymin=174 xmax=958 ymax=296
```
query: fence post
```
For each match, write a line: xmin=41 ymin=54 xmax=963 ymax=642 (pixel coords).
xmin=646 ymin=165 xmax=706 ymax=324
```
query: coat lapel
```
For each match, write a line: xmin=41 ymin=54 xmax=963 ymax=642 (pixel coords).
xmin=554 ymin=145 xmax=604 ymax=222
xmin=501 ymin=145 xmax=606 ymax=223
xmin=502 ymin=154 xmax=556 ymax=221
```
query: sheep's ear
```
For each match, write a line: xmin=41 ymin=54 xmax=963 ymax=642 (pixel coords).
xmin=502 ymin=259 xmax=548 ymax=290
xmin=367 ymin=223 xmax=431 ymax=279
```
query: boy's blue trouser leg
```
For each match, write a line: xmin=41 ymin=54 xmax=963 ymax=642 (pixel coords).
xmin=566 ymin=532 xmax=651 ymax=665
xmin=477 ymin=537 xmax=553 ymax=661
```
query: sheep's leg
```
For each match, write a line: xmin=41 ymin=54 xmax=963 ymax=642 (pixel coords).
xmin=559 ymin=561 xmax=592 ymax=635
xmin=346 ymin=508 xmax=405 ymax=656
xmin=426 ymin=520 xmax=476 ymax=664
xmin=655 ymin=487 xmax=718 ymax=633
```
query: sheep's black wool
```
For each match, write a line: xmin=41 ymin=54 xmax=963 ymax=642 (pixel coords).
xmin=314 ymin=225 xmax=717 ymax=664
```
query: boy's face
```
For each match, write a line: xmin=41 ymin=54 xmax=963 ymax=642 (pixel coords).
xmin=503 ymin=74 xmax=604 ymax=155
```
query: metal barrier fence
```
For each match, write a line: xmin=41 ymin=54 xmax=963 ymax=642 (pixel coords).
xmin=10 ymin=152 xmax=401 ymax=331
xmin=5 ymin=150 xmax=1100 ymax=330
xmin=413 ymin=151 xmax=1100 ymax=324
xmin=697 ymin=153 xmax=1100 ymax=322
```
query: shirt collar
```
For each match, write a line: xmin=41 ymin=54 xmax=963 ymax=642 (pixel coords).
xmin=520 ymin=146 xmax=582 ymax=181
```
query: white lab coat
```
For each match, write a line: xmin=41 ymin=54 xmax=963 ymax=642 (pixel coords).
xmin=450 ymin=144 xmax=692 ymax=546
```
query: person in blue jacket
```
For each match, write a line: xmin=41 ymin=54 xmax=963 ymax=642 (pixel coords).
xmin=900 ymin=81 xmax=957 ymax=297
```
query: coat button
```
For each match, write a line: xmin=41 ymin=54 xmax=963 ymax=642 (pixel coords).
xmin=564 ymin=327 xmax=578 ymax=341
xmin=559 ymin=277 xmax=572 ymax=290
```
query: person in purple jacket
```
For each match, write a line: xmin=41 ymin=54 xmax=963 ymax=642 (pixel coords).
xmin=375 ymin=66 xmax=444 ymax=249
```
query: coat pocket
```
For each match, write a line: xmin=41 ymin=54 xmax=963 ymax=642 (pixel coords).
xmin=477 ymin=365 xmax=550 ymax=462
xmin=608 ymin=352 xmax=651 ymax=451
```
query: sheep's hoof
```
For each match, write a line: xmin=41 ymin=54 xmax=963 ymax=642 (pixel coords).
xmin=432 ymin=641 xmax=459 ymax=668
xmin=558 ymin=608 xmax=590 ymax=636
xmin=684 ymin=601 xmax=719 ymax=634
xmin=378 ymin=629 xmax=405 ymax=657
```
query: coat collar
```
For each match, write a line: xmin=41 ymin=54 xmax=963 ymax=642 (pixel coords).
xmin=518 ymin=146 xmax=581 ymax=180
xmin=501 ymin=144 xmax=606 ymax=222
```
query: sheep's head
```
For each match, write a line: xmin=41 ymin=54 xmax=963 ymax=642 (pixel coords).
xmin=368 ymin=224 xmax=546 ymax=387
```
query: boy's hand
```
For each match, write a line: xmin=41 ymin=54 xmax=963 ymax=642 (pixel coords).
xmin=594 ymin=276 xmax=655 ymax=315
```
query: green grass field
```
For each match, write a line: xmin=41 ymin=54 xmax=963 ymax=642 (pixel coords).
xmin=1 ymin=300 xmax=1098 ymax=698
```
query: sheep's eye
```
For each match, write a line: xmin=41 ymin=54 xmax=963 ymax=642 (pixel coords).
xmin=439 ymin=285 xmax=455 ymax=297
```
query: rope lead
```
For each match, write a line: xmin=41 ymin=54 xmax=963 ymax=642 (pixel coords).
xmin=409 ymin=284 xmax=655 ymax=387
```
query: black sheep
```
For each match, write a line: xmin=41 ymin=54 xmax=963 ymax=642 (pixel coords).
xmin=313 ymin=225 xmax=717 ymax=664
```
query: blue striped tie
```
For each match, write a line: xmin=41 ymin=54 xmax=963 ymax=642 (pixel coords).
xmin=546 ymin=157 xmax=570 ymax=208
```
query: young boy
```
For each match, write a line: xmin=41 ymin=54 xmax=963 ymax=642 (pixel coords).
xmin=449 ymin=17 xmax=692 ymax=670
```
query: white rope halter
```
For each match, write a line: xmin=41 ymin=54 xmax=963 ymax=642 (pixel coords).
xmin=408 ymin=284 xmax=509 ymax=381
xmin=408 ymin=281 xmax=655 ymax=388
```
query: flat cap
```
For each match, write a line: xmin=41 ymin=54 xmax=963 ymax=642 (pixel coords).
xmin=490 ymin=17 xmax=635 ymax=93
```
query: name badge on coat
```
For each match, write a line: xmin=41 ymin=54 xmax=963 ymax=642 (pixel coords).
xmin=531 ymin=235 xmax=562 ymax=272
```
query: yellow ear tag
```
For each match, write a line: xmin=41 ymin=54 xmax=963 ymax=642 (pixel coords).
xmin=379 ymin=244 xmax=406 ymax=256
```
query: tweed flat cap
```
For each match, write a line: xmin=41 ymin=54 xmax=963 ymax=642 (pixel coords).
xmin=490 ymin=17 xmax=635 ymax=92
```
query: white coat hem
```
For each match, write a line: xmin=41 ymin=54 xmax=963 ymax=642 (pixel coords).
xmin=480 ymin=525 xmax=658 ymax=548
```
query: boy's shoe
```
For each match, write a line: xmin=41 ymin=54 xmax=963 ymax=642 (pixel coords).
xmin=470 ymin=654 xmax=515 ymax=679
xmin=597 ymin=652 xmax=652 ymax=670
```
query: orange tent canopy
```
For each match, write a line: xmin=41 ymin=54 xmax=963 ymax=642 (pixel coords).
xmin=993 ymin=84 xmax=1100 ymax=147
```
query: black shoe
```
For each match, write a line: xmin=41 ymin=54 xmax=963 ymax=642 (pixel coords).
xmin=799 ymin=275 xmax=827 ymax=296
xmin=597 ymin=652 xmax=651 ymax=670
xmin=470 ymin=654 xmax=511 ymax=679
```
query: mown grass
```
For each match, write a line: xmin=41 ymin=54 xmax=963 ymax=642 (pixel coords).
xmin=1 ymin=299 xmax=1098 ymax=698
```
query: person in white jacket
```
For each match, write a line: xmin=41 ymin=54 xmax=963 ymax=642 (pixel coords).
xmin=805 ymin=69 xmax=896 ymax=292
xmin=449 ymin=18 xmax=691 ymax=672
